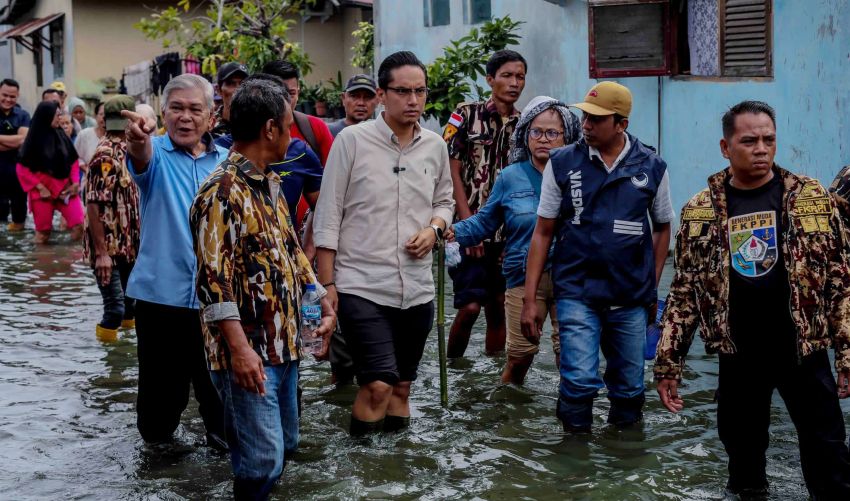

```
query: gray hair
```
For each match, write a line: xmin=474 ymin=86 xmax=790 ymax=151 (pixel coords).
xmin=160 ymin=74 xmax=214 ymax=112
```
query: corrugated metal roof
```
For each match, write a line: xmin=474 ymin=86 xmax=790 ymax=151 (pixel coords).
xmin=0 ymin=12 xmax=62 ymax=39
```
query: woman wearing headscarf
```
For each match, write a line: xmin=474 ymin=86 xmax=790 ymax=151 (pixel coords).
xmin=16 ymin=100 xmax=84 ymax=243
xmin=447 ymin=96 xmax=580 ymax=384
xmin=69 ymin=96 xmax=97 ymax=130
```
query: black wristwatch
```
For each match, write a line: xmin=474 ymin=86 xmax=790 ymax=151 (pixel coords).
xmin=429 ymin=224 xmax=444 ymax=241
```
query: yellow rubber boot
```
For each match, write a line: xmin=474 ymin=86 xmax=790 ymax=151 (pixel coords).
xmin=7 ymin=222 xmax=24 ymax=232
xmin=121 ymin=319 xmax=136 ymax=329
xmin=96 ymin=324 xmax=119 ymax=342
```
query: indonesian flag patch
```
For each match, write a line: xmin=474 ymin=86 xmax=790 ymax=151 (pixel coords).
xmin=443 ymin=112 xmax=464 ymax=142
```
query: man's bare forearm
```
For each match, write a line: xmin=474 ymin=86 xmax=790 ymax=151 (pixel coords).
xmin=86 ymin=203 xmax=108 ymax=257
xmin=652 ymin=223 xmax=672 ymax=286
xmin=316 ymin=247 xmax=336 ymax=285
xmin=127 ymin=137 xmax=153 ymax=174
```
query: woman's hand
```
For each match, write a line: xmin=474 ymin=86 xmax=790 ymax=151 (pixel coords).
xmin=36 ymin=184 xmax=52 ymax=200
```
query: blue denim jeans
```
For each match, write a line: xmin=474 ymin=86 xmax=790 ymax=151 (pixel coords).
xmin=555 ymin=298 xmax=647 ymax=428
xmin=94 ymin=258 xmax=135 ymax=329
xmin=210 ymin=361 xmax=300 ymax=501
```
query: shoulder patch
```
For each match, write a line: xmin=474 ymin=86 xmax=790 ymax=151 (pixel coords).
xmin=799 ymin=180 xmax=827 ymax=199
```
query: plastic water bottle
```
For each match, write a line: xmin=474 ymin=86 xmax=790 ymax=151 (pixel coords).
xmin=300 ymin=284 xmax=323 ymax=356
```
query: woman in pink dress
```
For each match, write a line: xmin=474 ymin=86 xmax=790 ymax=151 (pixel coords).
xmin=16 ymin=101 xmax=84 ymax=243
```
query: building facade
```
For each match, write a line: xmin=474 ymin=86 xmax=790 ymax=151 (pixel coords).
xmin=374 ymin=0 xmax=850 ymax=223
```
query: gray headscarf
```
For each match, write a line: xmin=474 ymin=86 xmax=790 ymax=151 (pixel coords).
xmin=509 ymin=95 xmax=581 ymax=164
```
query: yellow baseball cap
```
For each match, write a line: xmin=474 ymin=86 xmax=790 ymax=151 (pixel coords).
xmin=50 ymin=81 xmax=66 ymax=93
xmin=571 ymin=81 xmax=632 ymax=117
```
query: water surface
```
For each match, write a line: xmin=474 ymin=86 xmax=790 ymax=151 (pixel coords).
xmin=0 ymin=228 xmax=844 ymax=499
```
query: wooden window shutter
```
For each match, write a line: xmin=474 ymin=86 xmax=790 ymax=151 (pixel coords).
xmin=588 ymin=0 xmax=672 ymax=78
xmin=720 ymin=0 xmax=772 ymax=77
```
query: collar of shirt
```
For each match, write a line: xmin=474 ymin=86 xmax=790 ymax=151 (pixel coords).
xmin=483 ymin=97 xmax=520 ymax=119
xmin=161 ymin=131 xmax=218 ymax=155
xmin=588 ymin=133 xmax=631 ymax=173
xmin=375 ymin=111 xmax=423 ymax=147
xmin=228 ymin=150 xmax=283 ymax=206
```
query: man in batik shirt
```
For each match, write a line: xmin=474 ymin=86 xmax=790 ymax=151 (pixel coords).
xmin=444 ymin=49 xmax=527 ymax=358
xmin=83 ymin=95 xmax=140 ymax=342
xmin=191 ymin=76 xmax=334 ymax=501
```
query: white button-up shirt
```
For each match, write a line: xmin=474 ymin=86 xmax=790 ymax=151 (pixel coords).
xmin=313 ymin=113 xmax=455 ymax=309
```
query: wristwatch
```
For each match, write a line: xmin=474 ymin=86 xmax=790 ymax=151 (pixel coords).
xmin=429 ymin=224 xmax=444 ymax=241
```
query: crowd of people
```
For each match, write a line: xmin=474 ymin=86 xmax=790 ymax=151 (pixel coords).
xmin=3 ymin=46 xmax=850 ymax=500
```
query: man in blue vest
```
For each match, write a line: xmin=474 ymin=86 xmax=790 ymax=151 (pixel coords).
xmin=522 ymin=81 xmax=674 ymax=431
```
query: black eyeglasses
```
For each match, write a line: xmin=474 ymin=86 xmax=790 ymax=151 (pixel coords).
xmin=529 ymin=128 xmax=565 ymax=141
xmin=386 ymin=87 xmax=430 ymax=98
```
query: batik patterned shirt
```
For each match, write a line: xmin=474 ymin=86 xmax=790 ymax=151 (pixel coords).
xmin=191 ymin=151 xmax=321 ymax=370
xmin=83 ymin=134 xmax=141 ymax=268
xmin=444 ymin=99 xmax=520 ymax=226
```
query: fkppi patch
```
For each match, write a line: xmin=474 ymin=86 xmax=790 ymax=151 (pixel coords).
xmin=728 ymin=210 xmax=777 ymax=277
xmin=442 ymin=112 xmax=464 ymax=142
xmin=794 ymin=181 xmax=832 ymax=233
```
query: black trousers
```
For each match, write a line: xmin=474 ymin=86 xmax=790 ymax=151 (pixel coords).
xmin=135 ymin=300 xmax=224 ymax=443
xmin=717 ymin=349 xmax=850 ymax=498
xmin=0 ymin=166 xmax=27 ymax=224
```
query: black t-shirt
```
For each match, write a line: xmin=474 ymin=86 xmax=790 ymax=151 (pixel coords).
xmin=725 ymin=173 xmax=796 ymax=360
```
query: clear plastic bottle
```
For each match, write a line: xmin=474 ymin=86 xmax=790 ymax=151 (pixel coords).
xmin=300 ymin=284 xmax=323 ymax=356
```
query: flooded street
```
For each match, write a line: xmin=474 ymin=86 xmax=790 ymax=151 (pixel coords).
xmin=1 ymin=227 xmax=846 ymax=500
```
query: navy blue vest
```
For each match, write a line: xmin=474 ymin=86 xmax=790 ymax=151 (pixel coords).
xmin=550 ymin=134 xmax=667 ymax=307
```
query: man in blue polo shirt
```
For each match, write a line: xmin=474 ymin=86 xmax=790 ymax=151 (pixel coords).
xmin=522 ymin=81 xmax=674 ymax=432
xmin=0 ymin=78 xmax=30 ymax=231
xmin=122 ymin=74 xmax=227 ymax=449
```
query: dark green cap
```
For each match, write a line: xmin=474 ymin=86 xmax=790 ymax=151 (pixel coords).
xmin=104 ymin=94 xmax=136 ymax=132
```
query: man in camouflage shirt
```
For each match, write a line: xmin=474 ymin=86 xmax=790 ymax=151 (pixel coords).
xmin=444 ymin=49 xmax=526 ymax=358
xmin=191 ymin=77 xmax=335 ymax=500
xmin=83 ymin=95 xmax=140 ymax=342
xmin=655 ymin=101 xmax=850 ymax=498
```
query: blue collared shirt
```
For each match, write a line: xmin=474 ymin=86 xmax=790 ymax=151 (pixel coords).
xmin=127 ymin=134 xmax=227 ymax=309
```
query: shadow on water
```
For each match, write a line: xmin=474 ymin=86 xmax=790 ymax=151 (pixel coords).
xmin=0 ymin=226 xmax=845 ymax=499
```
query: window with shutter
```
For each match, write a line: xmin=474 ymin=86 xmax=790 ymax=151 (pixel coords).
xmin=588 ymin=0 xmax=674 ymax=78
xmin=719 ymin=0 xmax=772 ymax=77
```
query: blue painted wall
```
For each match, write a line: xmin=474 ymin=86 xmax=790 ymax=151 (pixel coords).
xmin=375 ymin=0 xmax=850 ymax=228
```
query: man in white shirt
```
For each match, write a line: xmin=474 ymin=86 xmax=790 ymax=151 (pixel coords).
xmin=314 ymin=51 xmax=454 ymax=436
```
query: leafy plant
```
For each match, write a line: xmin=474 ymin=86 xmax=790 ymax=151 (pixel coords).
xmin=323 ymin=71 xmax=345 ymax=109
xmin=424 ymin=15 xmax=523 ymax=125
xmin=351 ymin=21 xmax=374 ymax=71
xmin=135 ymin=0 xmax=314 ymax=77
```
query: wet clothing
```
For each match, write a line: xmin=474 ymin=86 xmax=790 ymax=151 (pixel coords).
xmin=191 ymin=151 xmax=323 ymax=371
xmin=505 ymin=272 xmax=559 ymax=359
xmin=655 ymin=166 xmax=850 ymax=380
xmin=83 ymin=134 xmax=140 ymax=268
xmin=126 ymin=133 xmax=226 ymax=309
xmin=655 ymin=165 xmax=850 ymax=499
xmin=210 ymin=361 xmax=300 ymax=501
xmin=94 ymin=258 xmax=135 ymax=330
xmin=134 ymin=300 xmax=224 ymax=443
xmin=0 ymin=105 xmax=30 ymax=224
xmin=448 ymin=242 xmax=505 ymax=309
xmin=337 ymin=292 xmax=434 ymax=386
xmin=16 ymin=160 xmax=84 ymax=232
xmin=540 ymin=134 xmax=674 ymax=306
xmin=313 ymin=113 xmax=455 ymax=309
xmin=445 ymin=99 xmax=520 ymax=222
xmin=718 ymin=348 xmax=850 ymax=497
xmin=268 ymin=138 xmax=323 ymax=221
xmin=538 ymin=132 xmax=673 ymax=429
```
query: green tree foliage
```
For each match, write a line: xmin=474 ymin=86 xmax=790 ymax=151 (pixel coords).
xmin=351 ymin=21 xmax=374 ymax=72
xmin=424 ymin=16 xmax=523 ymax=125
xmin=135 ymin=0 xmax=313 ymax=77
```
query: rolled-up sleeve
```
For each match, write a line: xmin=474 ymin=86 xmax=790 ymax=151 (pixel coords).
xmin=432 ymin=145 xmax=455 ymax=226
xmin=190 ymin=180 xmax=241 ymax=323
xmin=313 ymin=134 xmax=352 ymax=251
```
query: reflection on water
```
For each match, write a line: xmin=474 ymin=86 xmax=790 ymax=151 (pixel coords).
xmin=0 ymin=227 xmax=845 ymax=500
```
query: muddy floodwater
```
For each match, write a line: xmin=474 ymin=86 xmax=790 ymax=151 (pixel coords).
xmin=1 ymin=228 xmax=847 ymax=500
